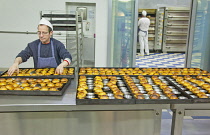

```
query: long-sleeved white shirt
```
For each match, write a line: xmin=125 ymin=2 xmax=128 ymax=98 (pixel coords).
xmin=138 ymin=17 xmax=150 ymax=31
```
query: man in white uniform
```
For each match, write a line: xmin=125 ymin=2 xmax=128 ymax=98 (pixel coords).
xmin=138 ymin=10 xmax=150 ymax=56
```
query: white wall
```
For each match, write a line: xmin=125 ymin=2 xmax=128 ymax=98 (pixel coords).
xmin=0 ymin=0 xmax=108 ymax=69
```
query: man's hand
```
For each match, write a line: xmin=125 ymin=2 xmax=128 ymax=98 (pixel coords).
xmin=55 ymin=64 xmax=64 ymax=74
xmin=7 ymin=57 xmax=22 ymax=76
xmin=55 ymin=60 xmax=69 ymax=74
xmin=7 ymin=63 xmax=19 ymax=76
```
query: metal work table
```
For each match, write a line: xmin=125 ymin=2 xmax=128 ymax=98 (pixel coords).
xmin=0 ymin=78 xmax=169 ymax=135
xmin=171 ymin=103 xmax=210 ymax=135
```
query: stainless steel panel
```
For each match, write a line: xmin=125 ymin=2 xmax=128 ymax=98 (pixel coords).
xmin=82 ymin=37 xmax=95 ymax=66
xmin=0 ymin=111 xmax=158 ymax=135
xmin=185 ymin=110 xmax=210 ymax=116
xmin=171 ymin=103 xmax=210 ymax=135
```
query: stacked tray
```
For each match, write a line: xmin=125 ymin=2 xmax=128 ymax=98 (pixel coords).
xmin=78 ymin=67 xmax=210 ymax=76
xmin=0 ymin=77 xmax=71 ymax=96
xmin=1 ymin=67 xmax=75 ymax=78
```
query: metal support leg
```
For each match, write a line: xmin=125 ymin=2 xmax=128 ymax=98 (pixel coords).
xmin=171 ymin=109 xmax=184 ymax=135
xmin=154 ymin=109 xmax=162 ymax=135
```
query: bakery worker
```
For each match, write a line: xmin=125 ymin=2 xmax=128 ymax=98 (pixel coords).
xmin=138 ymin=10 xmax=150 ymax=56
xmin=8 ymin=18 xmax=72 ymax=76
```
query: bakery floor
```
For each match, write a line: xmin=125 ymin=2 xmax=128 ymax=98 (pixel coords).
xmin=161 ymin=109 xmax=210 ymax=135
xmin=136 ymin=53 xmax=185 ymax=68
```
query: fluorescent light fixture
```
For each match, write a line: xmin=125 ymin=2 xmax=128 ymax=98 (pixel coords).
xmin=118 ymin=0 xmax=131 ymax=2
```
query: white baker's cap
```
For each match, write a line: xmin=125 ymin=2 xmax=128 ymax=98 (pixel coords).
xmin=142 ymin=10 xmax=147 ymax=16
xmin=39 ymin=18 xmax=53 ymax=31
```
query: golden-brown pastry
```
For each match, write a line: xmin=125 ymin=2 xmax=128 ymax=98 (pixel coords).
xmin=0 ymin=86 xmax=7 ymax=90
xmin=150 ymin=94 xmax=159 ymax=99
xmin=148 ymin=90 xmax=156 ymax=95
xmin=40 ymin=87 xmax=49 ymax=91
xmin=20 ymin=78 xmax=28 ymax=83
xmin=60 ymin=78 xmax=68 ymax=83
xmin=27 ymin=78 xmax=35 ymax=83
xmin=169 ymin=95 xmax=178 ymax=99
xmin=55 ymin=83 xmax=63 ymax=87
xmin=114 ymin=95 xmax=124 ymax=99
xmin=23 ymin=87 xmax=32 ymax=91
xmin=32 ymin=87 xmax=40 ymax=90
xmin=11 ymin=83 xmax=19 ymax=88
xmin=14 ymin=87 xmax=22 ymax=90
xmin=0 ymin=82 xmax=6 ymax=86
xmin=135 ymin=95 xmax=145 ymax=99
xmin=36 ymin=79 xmax=43 ymax=83
xmin=6 ymin=78 xmax=13 ymax=83
xmin=21 ymin=83 xmax=30 ymax=87
xmin=77 ymin=91 xmax=86 ymax=99
xmin=52 ymin=79 xmax=60 ymax=83
xmin=199 ymin=94 xmax=208 ymax=98
xmin=43 ymin=79 xmax=51 ymax=83
xmin=6 ymin=85 xmax=14 ymax=90
xmin=47 ymin=83 xmax=55 ymax=87
xmin=49 ymin=88 xmax=59 ymax=91
xmin=40 ymin=83 xmax=46 ymax=87
xmin=0 ymin=78 xmax=6 ymax=82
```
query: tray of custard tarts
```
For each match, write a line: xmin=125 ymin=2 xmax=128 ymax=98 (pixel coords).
xmin=167 ymin=75 xmax=210 ymax=103
xmin=1 ymin=67 xmax=75 ymax=79
xmin=76 ymin=75 xmax=135 ymax=105
xmin=78 ymin=67 xmax=209 ymax=76
xmin=0 ymin=77 xmax=71 ymax=96
xmin=124 ymin=75 xmax=193 ymax=104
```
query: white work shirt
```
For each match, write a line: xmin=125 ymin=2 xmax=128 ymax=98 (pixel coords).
xmin=138 ymin=17 xmax=150 ymax=31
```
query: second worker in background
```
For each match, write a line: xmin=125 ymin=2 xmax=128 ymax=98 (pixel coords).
xmin=138 ymin=10 xmax=150 ymax=56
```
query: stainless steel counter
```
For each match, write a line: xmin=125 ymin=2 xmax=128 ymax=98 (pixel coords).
xmin=0 ymin=78 xmax=77 ymax=112
xmin=0 ymin=77 xmax=170 ymax=135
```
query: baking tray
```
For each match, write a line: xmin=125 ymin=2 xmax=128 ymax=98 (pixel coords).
xmin=78 ymin=67 xmax=209 ymax=76
xmin=76 ymin=75 xmax=135 ymax=105
xmin=1 ymin=67 xmax=75 ymax=79
xmin=126 ymin=76 xmax=193 ymax=104
xmin=0 ymin=77 xmax=71 ymax=96
xmin=166 ymin=76 xmax=210 ymax=103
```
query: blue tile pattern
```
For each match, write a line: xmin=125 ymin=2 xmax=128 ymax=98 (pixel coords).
xmin=136 ymin=53 xmax=185 ymax=68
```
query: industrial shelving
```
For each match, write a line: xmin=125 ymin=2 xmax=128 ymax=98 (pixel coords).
xmin=162 ymin=7 xmax=190 ymax=53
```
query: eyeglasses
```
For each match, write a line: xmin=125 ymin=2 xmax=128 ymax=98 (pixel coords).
xmin=37 ymin=31 xmax=49 ymax=35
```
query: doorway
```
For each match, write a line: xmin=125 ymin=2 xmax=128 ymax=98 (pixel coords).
xmin=136 ymin=0 xmax=192 ymax=68
xmin=66 ymin=2 xmax=96 ymax=67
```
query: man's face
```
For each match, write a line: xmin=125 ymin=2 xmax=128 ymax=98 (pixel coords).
xmin=37 ymin=25 xmax=53 ymax=44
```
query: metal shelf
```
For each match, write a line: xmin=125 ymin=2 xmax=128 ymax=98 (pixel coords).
xmin=162 ymin=7 xmax=190 ymax=53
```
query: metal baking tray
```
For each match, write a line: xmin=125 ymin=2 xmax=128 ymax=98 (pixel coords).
xmin=76 ymin=75 xmax=135 ymax=105
xmin=0 ymin=67 xmax=75 ymax=79
xmin=0 ymin=77 xmax=71 ymax=96
xmin=166 ymin=76 xmax=210 ymax=103
xmin=126 ymin=76 xmax=193 ymax=104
